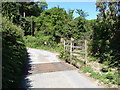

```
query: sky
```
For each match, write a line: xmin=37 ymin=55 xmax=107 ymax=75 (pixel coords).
xmin=34 ymin=0 xmax=99 ymax=20
xmin=47 ymin=2 xmax=99 ymax=20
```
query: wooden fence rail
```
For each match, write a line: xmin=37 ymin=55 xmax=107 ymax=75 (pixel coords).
xmin=64 ymin=45 xmax=85 ymax=49
xmin=64 ymin=40 xmax=84 ymax=43
xmin=63 ymin=40 xmax=88 ymax=64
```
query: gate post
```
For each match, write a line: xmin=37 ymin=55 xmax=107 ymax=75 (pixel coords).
xmin=64 ymin=40 xmax=65 ymax=52
xmin=70 ymin=41 xmax=72 ymax=61
xmin=85 ymin=40 xmax=88 ymax=65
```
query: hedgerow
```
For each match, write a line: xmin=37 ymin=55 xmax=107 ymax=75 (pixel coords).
xmin=2 ymin=17 xmax=27 ymax=88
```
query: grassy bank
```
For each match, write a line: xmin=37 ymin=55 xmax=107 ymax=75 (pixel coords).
xmin=58 ymin=51 xmax=119 ymax=88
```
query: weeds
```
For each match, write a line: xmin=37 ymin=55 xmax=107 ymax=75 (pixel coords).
xmin=59 ymin=50 xmax=119 ymax=87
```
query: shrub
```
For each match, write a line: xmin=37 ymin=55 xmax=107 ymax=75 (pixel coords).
xmin=59 ymin=51 xmax=70 ymax=62
xmin=106 ymin=72 xmax=113 ymax=80
xmin=101 ymin=67 xmax=109 ymax=72
xmin=23 ymin=34 xmax=57 ymax=48
xmin=71 ymin=60 xmax=77 ymax=66
xmin=23 ymin=35 xmax=38 ymax=48
xmin=90 ymin=72 xmax=99 ymax=79
xmin=82 ymin=66 xmax=93 ymax=73
xmin=113 ymin=72 xmax=120 ymax=85
xmin=2 ymin=17 xmax=27 ymax=88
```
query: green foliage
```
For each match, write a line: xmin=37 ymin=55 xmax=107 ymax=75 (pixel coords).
xmin=34 ymin=7 xmax=91 ymax=42
xmin=90 ymin=72 xmax=102 ymax=79
xmin=89 ymin=70 xmax=119 ymax=86
xmin=106 ymin=72 xmax=113 ymax=80
xmin=2 ymin=2 xmax=21 ymax=24
xmin=24 ymin=35 xmax=56 ymax=47
xmin=91 ymin=2 xmax=120 ymax=67
xmin=2 ymin=17 xmax=27 ymax=88
xmin=23 ymin=35 xmax=63 ymax=53
xmin=112 ymin=72 xmax=120 ymax=85
xmin=59 ymin=50 xmax=119 ymax=86
xmin=35 ymin=7 xmax=69 ymax=42
xmin=101 ymin=67 xmax=109 ymax=72
xmin=88 ymin=56 xmax=99 ymax=61
xmin=63 ymin=17 xmax=87 ymax=40
xmin=82 ymin=66 xmax=94 ymax=73
xmin=71 ymin=60 xmax=77 ymax=66
xmin=2 ymin=2 xmax=48 ymax=20
xmin=2 ymin=2 xmax=48 ymax=35
xmin=58 ymin=51 xmax=70 ymax=61
xmin=76 ymin=9 xmax=89 ymax=18
xmin=23 ymin=35 xmax=38 ymax=48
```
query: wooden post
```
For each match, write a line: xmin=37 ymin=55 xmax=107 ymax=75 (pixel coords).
xmin=23 ymin=12 xmax=25 ymax=27
xmin=64 ymin=40 xmax=65 ymax=52
xmin=85 ymin=40 xmax=88 ymax=65
xmin=31 ymin=16 xmax=32 ymax=36
xmin=70 ymin=41 xmax=72 ymax=61
xmin=23 ymin=12 xmax=25 ymax=18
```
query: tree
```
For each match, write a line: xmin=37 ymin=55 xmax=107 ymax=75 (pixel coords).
xmin=91 ymin=1 xmax=120 ymax=67
xmin=35 ymin=7 xmax=69 ymax=43
xmin=2 ymin=2 xmax=48 ymax=35
xmin=38 ymin=2 xmax=48 ymax=11
xmin=2 ymin=2 xmax=21 ymax=24
xmin=68 ymin=9 xmax=75 ymax=20
xmin=76 ymin=9 xmax=89 ymax=18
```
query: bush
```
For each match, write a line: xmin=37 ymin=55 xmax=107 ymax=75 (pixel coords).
xmin=2 ymin=17 xmax=27 ymax=88
xmin=23 ymin=35 xmax=63 ymax=53
xmin=59 ymin=51 xmax=70 ymax=62
xmin=91 ymin=21 xmax=120 ymax=68
xmin=106 ymin=72 xmax=113 ymax=80
xmin=90 ymin=72 xmax=101 ymax=79
xmin=113 ymin=72 xmax=120 ymax=85
xmin=23 ymin=35 xmax=57 ymax=47
xmin=23 ymin=35 xmax=38 ymax=48
xmin=71 ymin=60 xmax=77 ymax=66
xmin=82 ymin=66 xmax=93 ymax=73
xmin=101 ymin=67 xmax=109 ymax=72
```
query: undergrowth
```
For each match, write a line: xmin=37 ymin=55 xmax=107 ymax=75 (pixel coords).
xmin=23 ymin=35 xmax=63 ymax=53
xmin=59 ymin=51 xmax=119 ymax=88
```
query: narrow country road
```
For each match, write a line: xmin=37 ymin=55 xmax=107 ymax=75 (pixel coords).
xmin=22 ymin=48 xmax=101 ymax=88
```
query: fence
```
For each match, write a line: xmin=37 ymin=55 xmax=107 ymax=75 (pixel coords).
xmin=63 ymin=40 xmax=88 ymax=64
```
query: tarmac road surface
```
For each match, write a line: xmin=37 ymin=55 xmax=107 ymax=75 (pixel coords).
xmin=21 ymin=48 xmax=101 ymax=88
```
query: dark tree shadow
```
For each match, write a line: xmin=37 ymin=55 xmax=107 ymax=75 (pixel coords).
xmin=20 ymin=53 xmax=33 ymax=88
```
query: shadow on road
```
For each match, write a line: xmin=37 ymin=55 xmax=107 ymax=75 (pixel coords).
xmin=20 ymin=53 xmax=33 ymax=88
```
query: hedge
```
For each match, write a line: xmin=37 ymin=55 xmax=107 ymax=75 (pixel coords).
xmin=2 ymin=17 xmax=27 ymax=88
